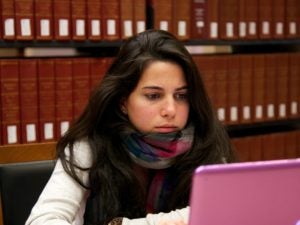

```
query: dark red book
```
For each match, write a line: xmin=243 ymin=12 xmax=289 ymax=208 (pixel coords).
xmin=284 ymin=131 xmax=298 ymax=159
xmin=0 ymin=59 xmax=21 ymax=145
xmin=239 ymin=54 xmax=253 ymax=124
xmin=285 ymin=0 xmax=300 ymax=38
xmin=71 ymin=0 xmax=87 ymax=41
xmin=214 ymin=55 xmax=228 ymax=124
xmin=195 ymin=55 xmax=216 ymax=108
xmin=53 ymin=0 xmax=71 ymax=40
xmin=148 ymin=0 xmax=173 ymax=33
xmin=173 ymin=0 xmax=191 ymax=40
xmin=250 ymin=135 xmax=262 ymax=161
xmin=226 ymin=55 xmax=240 ymax=124
xmin=54 ymin=58 xmax=73 ymax=138
xmin=272 ymin=0 xmax=285 ymax=39
xmin=38 ymin=58 xmax=56 ymax=142
xmin=120 ymin=0 xmax=134 ymax=39
xmin=257 ymin=0 xmax=272 ymax=39
xmin=35 ymin=0 xmax=54 ymax=40
xmin=87 ymin=0 xmax=102 ymax=41
xmin=243 ymin=0 xmax=258 ymax=39
xmin=252 ymin=54 xmax=265 ymax=123
xmin=133 ymin=0 xmax=146 ymax=34
xmin=72 ymin=58 xmax=91 ymax=120
xmin=15 ymin=0 xmax=35 ymax=40
xmin=288 ymin=53 xmax=300 ymax=118
xmin=231 ymin=137 xmax=251 ymax=162
xmin=1 ymin=0 xmax=16 ymax=40
xmin=262 ymin=133 xmax=285 ymax=160
xmin=102 ymin=0 xmax=121 ymax=40
xmin=275 ymin=53 xmax=289 ymax=120
xmin=89 ymin=57 xmax=108 ymax=91
xmin=219 ymin=0 xmax=239 ymax=40
xmin=264 ymin=54 xmax=277 ymax=120
xmin=19 ymin=59 xmax=39 ymax=143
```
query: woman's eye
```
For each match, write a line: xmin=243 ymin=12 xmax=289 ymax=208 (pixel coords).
xmin=145 ymin=93 xmax=161 ymax=100
xmin=175 ymin=93 xmax=188 ymax=101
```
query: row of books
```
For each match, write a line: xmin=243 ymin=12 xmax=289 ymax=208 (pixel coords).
xmin=1 ymin=0 xmax=299 ymax=42
xmin=1 ymin=53 xmax=299 ymax=145
xmin=189 ymin=0 xmax=300 ymax=40
xmin=0 ymin=0 xmax=146 ymax=41
xmin=194 ymin=52 xmax=300 ymax=125
xmin=0 ymin=57 xmax=113 ymax=145
xmin=231 ymin=130 xmax=300 ymax=162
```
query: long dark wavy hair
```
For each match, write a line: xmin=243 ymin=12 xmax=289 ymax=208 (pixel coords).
xmin=56 ymin=29 xmax=236 ymax=225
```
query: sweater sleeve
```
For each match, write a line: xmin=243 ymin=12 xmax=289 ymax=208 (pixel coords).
xmin=121 ymin=207 xmax=190 ymax=225
xmin=25 ymin=140 xmax=92 ymax=225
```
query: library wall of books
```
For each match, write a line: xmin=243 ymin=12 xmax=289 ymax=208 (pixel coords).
xmin=0 ymin=0 xmax=300 ymax=164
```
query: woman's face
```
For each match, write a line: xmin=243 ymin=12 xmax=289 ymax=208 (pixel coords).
xmin=122 ymin=61 xmax=189 ymax=133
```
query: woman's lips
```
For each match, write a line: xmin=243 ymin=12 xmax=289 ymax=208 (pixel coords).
xmin=155 ymin=126 xmax=177 ymax=133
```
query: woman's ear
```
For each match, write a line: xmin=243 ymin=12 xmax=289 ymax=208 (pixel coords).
xmin=120 ymin=98 xmax=128 ymax=114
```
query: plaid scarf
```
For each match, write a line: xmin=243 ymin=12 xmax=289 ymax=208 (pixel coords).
xmin=121 ymin=125 xmax=194 ymax=212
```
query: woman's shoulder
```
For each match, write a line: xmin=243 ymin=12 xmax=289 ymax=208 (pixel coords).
xmin=65 ymin=138 xmax=93 ymax=167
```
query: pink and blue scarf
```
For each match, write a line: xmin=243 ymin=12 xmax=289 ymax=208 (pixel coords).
xmin=121 ymin=125 xmax=194 ymax=212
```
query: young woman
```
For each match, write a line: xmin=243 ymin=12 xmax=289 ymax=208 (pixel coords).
xmin=26 ymin=29 xmax=236 ymax=225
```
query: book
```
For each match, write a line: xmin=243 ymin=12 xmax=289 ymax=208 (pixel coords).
xmin=15 ymin=0 xmax=34 ymax=40
xmin=288 ymin=53 xmax=300 ymax=118
xmin=53 ymin=0 xmax=71 ymax=40
xmin=275 ymin=53 xmax=289 ymax=120
xmin=120 ymin=0 xmax=134 ymax=39
xmin=239 ymin=54 xmax=253 ymax=124
xmin=173 ymin=0 xmax=191 ymax=40
xmin=219 ymin=0 xmax=239 ymax=40
xmin=72 ymin=58 xmax=91 ymax=120
xmin=148 ymin=0 xmax=173 ymax=33
xmin=252 ymin=54 xmax=265 ymax=122
xmin=258 ymin=0 xmax=272 ymax=39
xmin=89 ymin=57 xmax=108 ymax=91
xmin=19 ymin=59 xmax=39 ymax=143
xmin=243 ymin=0 xmax=258 ymax=39
xmin=272 ymin=0 xmax=285 ymax=39
xmin=285 ymin=0 xmax=300 ymax=38
xmin=231 ymin=137 xmax=251 ymax=162
xmin=284 ymin=131 xmax=298 ymax=159
xmin=37 ymin=58 xmax=56 ymax=142
xmin=71 ymin=0 xmax=87 ymax=41
xmin=226 ymin=55 xmax=240 ymax=124
xmin=54 ymin=58 xmax=73 ymax=138
xmin=133 ymin=0 xmax=146 ymax=34
xmin=0 ymin=59 xmax=21 ymax=145
xmin=35 ymin=0 xmax=54 ymax=40
xmin=102 ymin=0 xmax=121 ymax=40
xmin=87 ymin=0 xmax=102 ymax=41
xmin=190 ymin=0 xmax=207 ymax=39
xmin=1 ymin=0 xmax=16 ymax=40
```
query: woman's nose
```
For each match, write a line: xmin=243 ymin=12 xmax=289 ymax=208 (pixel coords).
xmin=160 ymin=97 xmax=176 ymax=118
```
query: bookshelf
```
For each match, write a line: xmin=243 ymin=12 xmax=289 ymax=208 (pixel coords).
xmin=0 ymin=0 xmax=299 ymax=163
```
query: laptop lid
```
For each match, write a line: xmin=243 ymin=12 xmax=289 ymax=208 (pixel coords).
xmin=189 ymin=159 xmax=300 ymax=225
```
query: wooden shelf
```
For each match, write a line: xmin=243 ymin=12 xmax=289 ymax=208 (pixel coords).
xmin=0 ymin=142 xmax=56 ymax=164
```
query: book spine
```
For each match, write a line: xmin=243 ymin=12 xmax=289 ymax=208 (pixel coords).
xmin=245 ymin=0 xmax=258 ymax=39
xmin=19 ymin=59 xmax=39 ymax=143
xmin=15 ymin=0 xmax=35 ymax=40
xmin=133 ymin=0 xmax=146 ymax=34
xmin=72 ymin=58 xmax=91 ymax=120
xmin=0 ymin=59 xmax=21 ymax=145
xmin=219 ymin=0 xmax=239 ymax=40
xmin=252 ymin=54 xmax=265 ymax=123
xmin=54 ymin=58 xmax=73 ymax=138
xmin=53 ymin=0 xmax=71 ymax=40
xmin=190 ymin=0 xmax=208 ymax=39
xmin=89 ymin=57 xmax=108 ymax=91
xmin=285 ymin=0 xmax=300 ymax=38
xmin=288 ymin=53 xmax=300 ymax=118
xmin=149 ymin=0 xmax=173 ymax=33
xmin=258 ymin=0 xmax=272 ymax=39
xmin=173 ymin=0 xmax=191 ymax=40
xmin=239 ymin=54 xmax=253 ymax=124
xmin=35 ymin=0 xmax=54 ymax=40
xmin=226 ymin=55 xmax=240 ymax=125
xmin=71 ymin=0 xmax=87 ymax=41
xmin=2 ymin=0 xmax=16 ymax=40
xmin=120 ymin=0 xmax=134 ymax=39
xmin=102 ymin=0 xmax=121 ymax=40
xmin=87 ymin=0 xmax=102 ymax=41
xmin=272 ymin=0 xmax=285 ymax=39
xmin=38 ymin=58 xmax=56 ymax=142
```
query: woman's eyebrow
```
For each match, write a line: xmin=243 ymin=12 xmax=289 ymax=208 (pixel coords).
xmin=142 ymin=85 xmax=188 ymax=91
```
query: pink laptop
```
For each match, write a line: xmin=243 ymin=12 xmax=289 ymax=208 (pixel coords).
xmin=189 ymin=159 xmax=300 ymax=225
